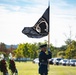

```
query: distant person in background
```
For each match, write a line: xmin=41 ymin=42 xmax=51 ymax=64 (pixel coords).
xmin=38 ymin=44 xmax=52 ymax=75
xmin=0 ymin=56 xmax=1 ymax=72
xmin=8 ymin=53 xmax=18 ymax=75
xmin=0 ymin=54 xmax=9 ymax=75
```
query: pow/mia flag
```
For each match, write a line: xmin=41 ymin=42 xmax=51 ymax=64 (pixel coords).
xmin=22 ymin=7 xmax=49 ymax=38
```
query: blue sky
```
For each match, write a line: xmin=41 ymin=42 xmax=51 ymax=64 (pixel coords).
xmin=0 ymin=0 xmax=76 ymax=47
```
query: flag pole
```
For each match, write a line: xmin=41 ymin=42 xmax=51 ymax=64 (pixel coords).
xmin=48 ymin=0 xmax=50 ymax=48
xmin=47 ymin=0 xmax=50 ymax=71
xmin=48 ymin=31 xmax=50 ymax=48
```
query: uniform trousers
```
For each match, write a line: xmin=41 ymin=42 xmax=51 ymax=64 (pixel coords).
xmin=40 ymin=73 xmax=47 ymax=75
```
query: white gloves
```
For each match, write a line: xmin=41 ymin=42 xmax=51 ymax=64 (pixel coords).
xmin=48 ymin=48 xmax=50 ymax=51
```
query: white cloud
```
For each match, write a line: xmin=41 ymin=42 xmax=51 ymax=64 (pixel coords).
xmin=50 ymin=0 xmax=76 ymax=47
xmin=0 ymin=4 xmax=47 ymax=45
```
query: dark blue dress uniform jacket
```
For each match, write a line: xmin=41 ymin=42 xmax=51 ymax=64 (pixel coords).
xmin=39 ymin=51 xmax=52 ymax=74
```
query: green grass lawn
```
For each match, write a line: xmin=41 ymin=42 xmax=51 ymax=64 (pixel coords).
xmin=0 ymin=61 xmax=76 ymax=75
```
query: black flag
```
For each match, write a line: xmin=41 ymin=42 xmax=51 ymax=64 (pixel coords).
xmin=22 ymin=6 xmax=49 ymax=38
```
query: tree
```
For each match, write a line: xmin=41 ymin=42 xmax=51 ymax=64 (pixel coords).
xmin=57 ymin=51 xmax=65 ymax=58
xmin=14 ymin=44 xmax=24 ymax=58
xmin=14 ymin=43 xmax=39 ymax=59
xmin=65 ymin=40 xmax=76 ymax=59
xmin=0 ymin=42 xmax=7 ymax=52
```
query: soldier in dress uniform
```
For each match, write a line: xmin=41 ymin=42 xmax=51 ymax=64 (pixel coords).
xmin=38 ymin=44 xmax=52 ymax=75
xmin=8 ymin=53 xmax=18 ymax=75
xmin=0 ymin=54 xmax=9 ymax=75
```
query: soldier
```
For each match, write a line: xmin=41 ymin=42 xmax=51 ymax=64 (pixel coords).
xmin=0 ymin=54 xmax=9 ymax=75
xmin=0 ymin=55 xmax=1 ymax=72
xmin=8 ymin=53 xmax=18 ymax=75
xmin=38 ymin=44 xmax=52 ymax=75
